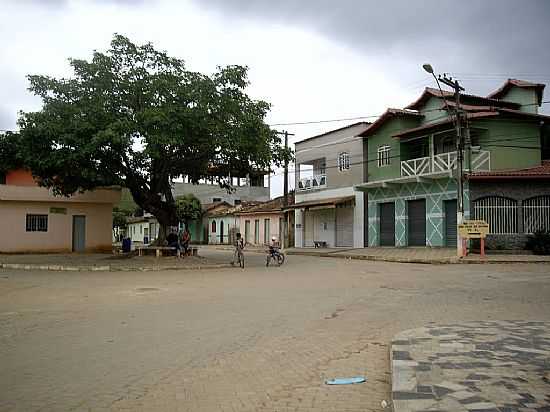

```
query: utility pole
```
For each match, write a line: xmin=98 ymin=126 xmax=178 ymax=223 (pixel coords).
xmin=275 ymin=130 xmax=295 ymax=248
xmin=439 ymin=74 xmax=466 ymax=257
xmin=423 ymin=64 xmax=467 ymax=257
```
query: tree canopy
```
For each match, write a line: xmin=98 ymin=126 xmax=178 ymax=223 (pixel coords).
xmin=175 ymin=194 xmax=202 ymax=227
xmin=14 ymin=34 xmax=290 ymax=241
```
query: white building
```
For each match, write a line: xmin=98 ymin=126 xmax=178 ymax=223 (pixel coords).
xmin=290 ymin=123 xmax=370 ymax=248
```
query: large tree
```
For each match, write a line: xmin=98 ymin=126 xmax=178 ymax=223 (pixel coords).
xmin=16 ymin=35 xmax=290 ymax=242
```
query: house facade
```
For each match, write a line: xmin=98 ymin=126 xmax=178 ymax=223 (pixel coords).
xmin=0 ymin=169 xmax=121 ymax=253
xmin=235 ymin=194 xmax=294 ymax=246
xmin=291 ymin=122 xmax=370 ymax=248
xmin=206 ymin=202 xmax=241 ymax=245
xmin=354 ymin=79 xmax=550 ymax=249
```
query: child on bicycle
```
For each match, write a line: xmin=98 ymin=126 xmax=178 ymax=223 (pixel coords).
xmin=231 ymin=232 xmax=244 ymax=266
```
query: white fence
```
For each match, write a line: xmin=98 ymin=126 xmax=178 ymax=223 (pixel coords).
xmin=401 ymin=150 xmax=490 ymax=177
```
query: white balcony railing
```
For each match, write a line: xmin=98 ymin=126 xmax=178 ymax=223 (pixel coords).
xmin=400 ymin=150 xmax=490 ymax=177
xmin=297 ymin=174 xmax=327 ymax=191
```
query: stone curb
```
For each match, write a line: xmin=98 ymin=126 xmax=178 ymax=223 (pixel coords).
xmin=285 ymin=250 xmax=550 ymax=264
xmin=0 ymin=263 xmax=233 ymax=272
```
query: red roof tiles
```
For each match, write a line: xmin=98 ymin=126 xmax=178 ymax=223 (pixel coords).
xmin=468 ymin=161 xmax=550 ymax=180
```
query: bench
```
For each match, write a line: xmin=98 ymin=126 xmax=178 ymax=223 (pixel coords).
xmin=314 ymin=241 xmax=327 ymax=248
xmin=137 ymin=246 xmax=177 ymax=257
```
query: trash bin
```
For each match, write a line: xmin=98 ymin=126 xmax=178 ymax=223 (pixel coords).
xmin=122 ymin=237 xmax=132 ymax=253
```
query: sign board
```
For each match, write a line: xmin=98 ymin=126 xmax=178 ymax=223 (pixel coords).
xmin=49 ymin=207 xmax=67 ymax=215
xmin=458 ymin=220 xmax=489 ymax=239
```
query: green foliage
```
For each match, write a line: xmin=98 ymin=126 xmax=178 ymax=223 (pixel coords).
xmin=526 ymin=230 xmax=550 ymax=255
xmin=112 ymin=207 xmax=132 ymax=229
xmin=175 ymin=194 xmax=202 ymax=225
xmin=15 ymin=34 xmax=291 ymax=236
xmin=0 ymin=132 xmax=25 ymax=173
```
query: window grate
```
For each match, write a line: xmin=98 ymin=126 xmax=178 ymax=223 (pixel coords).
xmin=472 ymin=197 xmax=517 ymax=234
xmin=377 ymin=145 xmax=391 ymax=167
xmin=523 ymin=196 xmax=550 ymax=233
xmin=338 ymin=152 xmax=350 ymax=171
xmin=26 ymin=214 xmax=48 ymax=232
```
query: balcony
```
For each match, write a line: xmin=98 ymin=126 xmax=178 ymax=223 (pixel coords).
xmin=297 ymin=174 xmax=327 ymax=191
xmin=401 ymin=150 xmax=490 ymax=177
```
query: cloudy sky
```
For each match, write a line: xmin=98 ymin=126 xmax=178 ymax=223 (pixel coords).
xmin=1 ymin=0 xmax=550 ymax=195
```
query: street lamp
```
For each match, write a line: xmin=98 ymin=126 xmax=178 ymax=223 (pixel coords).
xmin=422 ymin=64 xmax=466 ymax=257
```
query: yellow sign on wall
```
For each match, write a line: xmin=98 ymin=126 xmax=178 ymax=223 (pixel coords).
xmin=458 ymin=220 xmax=489 ymax=239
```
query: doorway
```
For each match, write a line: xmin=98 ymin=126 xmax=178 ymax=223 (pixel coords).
xmin=72 ymin=215 xmax=86 ymax=252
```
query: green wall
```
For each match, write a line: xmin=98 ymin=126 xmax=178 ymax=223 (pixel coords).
xmin=367 ymin=117 xmax=421 ymax=182
xmin=367 ymin=178 xmax=470 ymax=247
xmin=500 ymin=88 xmax=538 ymax=114
xmin=476 ymin=118 xmax=541 ymax=170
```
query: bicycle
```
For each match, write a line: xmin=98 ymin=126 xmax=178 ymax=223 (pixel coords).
xmin=266 ymin=247 xmax=285 ymax=267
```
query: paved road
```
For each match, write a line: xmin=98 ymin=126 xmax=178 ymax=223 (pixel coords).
xmin=1 ymin=252 xmax=549 ymax=411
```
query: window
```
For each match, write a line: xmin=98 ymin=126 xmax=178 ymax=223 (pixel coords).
xmin=473 ymin=196 xmax=518 ymax=234
xmin=234 ymin=199 xmax=241 ymax=205
xmin=213 ymin=197 xmax=222 ymax=202
xmin=211 ymin=221 xmax=217 ymax=233
xmin=338 ymin=152 xmax=350 ymax=171
xmin=26 ymin=214 xmax=48 ymax=232
xmin=377 ymin=145 xmax=391 ymax=167
xmin=0 ymin=172 xmax=5 ymax=185
xmin=523 ymin=196 xmax=550 ymax=233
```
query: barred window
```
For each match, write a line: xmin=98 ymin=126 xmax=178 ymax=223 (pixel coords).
xmin=472 ymin=196 xmax=518 ymax=234
xmin=338 ymin=152 xmax=350 ymax=171
xmin=377 ymin=145 xmax=391 ymax=167
xmin=211 ymin=220 xmax=216 ymax=233
xmin=523 ymin=196 xmax=550 ymax=233
xmin=26 ymin=214 xmax=48 ymax=232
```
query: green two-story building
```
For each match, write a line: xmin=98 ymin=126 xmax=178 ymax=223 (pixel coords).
xmin=355 ymin=79 xmax=550 ymax=249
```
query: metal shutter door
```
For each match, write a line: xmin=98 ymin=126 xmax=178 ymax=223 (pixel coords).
xmin=379 ymin=202 xmax=395 ymax=246
xmin=408 ymin=199 xmax=426 ymax=246
xmin=444 ymin=200 xmax=457 ymax=247
xmin=336 ymin=206 xmax=354 ymax=247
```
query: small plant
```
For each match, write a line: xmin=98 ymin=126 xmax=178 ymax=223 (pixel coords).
xmin=526 ymin=230 xmax=550 ymax=255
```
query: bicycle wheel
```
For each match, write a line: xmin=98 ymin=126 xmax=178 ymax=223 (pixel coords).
xmin=277 ymin=253 xmax=285 ymax=266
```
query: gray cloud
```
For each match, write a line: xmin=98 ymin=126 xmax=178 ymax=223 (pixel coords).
xmin=194 ymin=0 xmax=550 ymax=96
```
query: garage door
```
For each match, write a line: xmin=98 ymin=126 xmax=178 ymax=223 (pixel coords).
xmin=408 ymin=199 xmax=426 ymax=246
xmin=336 ymin=204 xmax=354 ymax=247
xmin=379 ymin=202 xmax=395 ymax=246
xmin=444 ymin=199 xmax=457 ymax=247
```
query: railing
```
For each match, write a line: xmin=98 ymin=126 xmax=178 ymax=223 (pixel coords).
xmin=297 ymin=174 xmax=327 ymax=191
xmin=400 ymin=150 xmax=490 ymax=177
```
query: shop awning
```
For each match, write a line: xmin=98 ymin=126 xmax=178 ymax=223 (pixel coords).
xmin=284 ymin=195 xmax=355 ymax=210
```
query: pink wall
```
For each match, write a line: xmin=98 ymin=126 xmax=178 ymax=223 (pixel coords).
xmin=238 ymin=212 xmax=283 ymax=246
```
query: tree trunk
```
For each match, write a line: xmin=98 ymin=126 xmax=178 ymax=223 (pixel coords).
xmin=156 ymin=223 xmax=169 ymax=246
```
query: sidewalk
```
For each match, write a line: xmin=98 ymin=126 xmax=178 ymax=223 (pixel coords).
xmin=390 ymin=321 xmax=550 ymax=411
xmin=285 ymin=247 xmax=550 ymax=264
xmin=0 ymin=248 xmax=233 ymax=272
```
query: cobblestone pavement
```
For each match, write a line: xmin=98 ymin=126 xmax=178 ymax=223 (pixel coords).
xmin=1 ymin=252 xmax=550 ymax=411
xmin=391 ymin=321 xmax=550 ymax=411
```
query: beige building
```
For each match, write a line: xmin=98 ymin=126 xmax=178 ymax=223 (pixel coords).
xmin=293 ymin=122 xmax=370 ymax=248
xmin=0 ymin=170 xmax=121 ymax=253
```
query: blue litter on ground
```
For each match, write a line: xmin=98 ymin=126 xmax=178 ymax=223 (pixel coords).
xmin=325 ymin=376 xmax=366 ymax=385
